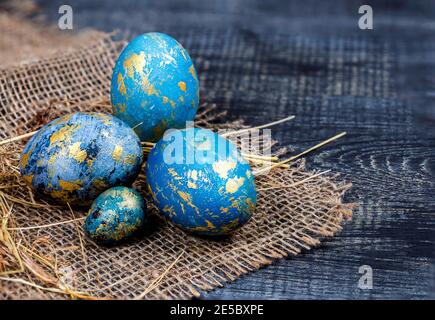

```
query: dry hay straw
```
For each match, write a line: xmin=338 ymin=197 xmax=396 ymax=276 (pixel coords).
xmin=0 ymin=13 xmax=355 ymax=300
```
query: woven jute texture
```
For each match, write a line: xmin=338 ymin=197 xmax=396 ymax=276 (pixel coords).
xmin=0 ymin=12 xmax=108 ymax=69
xmin=0 ymin=15 xmax=353 ymax=299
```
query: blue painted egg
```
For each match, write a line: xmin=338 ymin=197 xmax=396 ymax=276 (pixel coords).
xmin=20 ymin=112 xmax=143 ymax=206
xmin=111 ymin=32 xmax=199 ymax=142
xmin=146 ymin=128 xmax=256 ymax=236
xmin=84 ymin=186 xmax=147 ymax=245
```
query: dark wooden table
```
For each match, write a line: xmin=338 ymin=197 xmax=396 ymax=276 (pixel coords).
xmin=36 ymin=0 xmax=435 ymax=299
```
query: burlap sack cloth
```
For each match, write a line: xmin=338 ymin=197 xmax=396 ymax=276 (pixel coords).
xmin=0 ymin=14 xmax=354 ymax=299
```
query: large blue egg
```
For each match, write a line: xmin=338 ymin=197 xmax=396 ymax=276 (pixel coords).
xmin=84 ymin=186 xmax=147 ymax=245
xmin=20 ymin=113 xmax=143 ymax=206
xmin=111 ymin=32 xmax=199 ymax=142
xmin=146 ymin=128 xmax=256 ymax=236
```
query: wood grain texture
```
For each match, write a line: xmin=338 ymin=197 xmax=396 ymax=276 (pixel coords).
xmin=34 ymin=0 xmax=435 ymax=299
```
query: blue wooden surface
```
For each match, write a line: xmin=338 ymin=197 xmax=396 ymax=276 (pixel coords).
xmin=35 ymin=0 xmax=435 ymax=299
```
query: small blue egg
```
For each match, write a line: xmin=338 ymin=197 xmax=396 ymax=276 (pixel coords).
xmin=145 ymin=128 xmax=256 ymax=236
xmin=84 ymin=186 xmax=147 ymax=245
xmin=20 ymin=112 xmax=143 ymax=206
xmin=111 ymin=32 xmax=199 ymax=142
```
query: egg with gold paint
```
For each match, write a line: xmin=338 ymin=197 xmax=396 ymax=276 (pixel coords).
xmin=111 ymin=32 xmax=199 ymax=142
xmin=84 ymin=186 xmax=147 ymax=245
xmin=146 ymin=128 xmax=256 ymax=236
xmin=20 ymin=112 xmax=143 ymax=206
